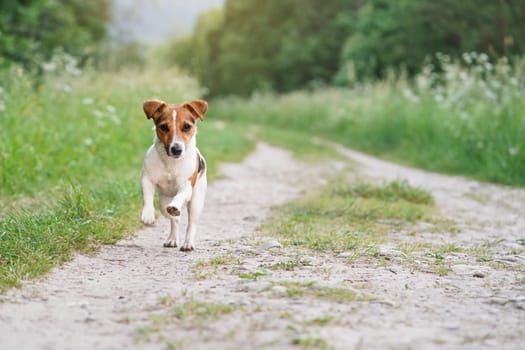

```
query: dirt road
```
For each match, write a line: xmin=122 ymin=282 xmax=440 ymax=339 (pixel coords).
xmin=0 ymin=143 xmax=524 ymax=349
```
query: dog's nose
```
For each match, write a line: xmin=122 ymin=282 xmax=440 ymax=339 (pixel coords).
xmin=170 ymin=144 xmax=183 ymax=156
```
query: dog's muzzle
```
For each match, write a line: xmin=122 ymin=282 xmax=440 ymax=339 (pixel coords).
xmin=167 ymin=142 xmax=184 ymax=158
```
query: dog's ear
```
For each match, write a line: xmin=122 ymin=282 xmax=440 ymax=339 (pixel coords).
xmin=143 ymin=100 xmax=167 ymax=120
xmin=183 ymin=99 xmax=208 ymax=121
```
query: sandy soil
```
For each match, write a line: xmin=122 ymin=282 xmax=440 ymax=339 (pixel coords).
xmin=0 ymin=142 xmax=524 ymax=350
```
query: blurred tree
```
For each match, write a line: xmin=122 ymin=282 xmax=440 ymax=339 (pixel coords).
xmin=340 ymin=0 xmax=525 ymax=81
xmin=163 ymin=8 xmax=225 ymax=94
xmin=0 ymin=0 xmax=110 ymax=69
xmin=168 ymin=0 xmax=359 ymax=96
xmin=166 ymin=0 xmax=525 ymax=94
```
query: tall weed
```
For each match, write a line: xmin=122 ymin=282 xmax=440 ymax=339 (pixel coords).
xmin=0 ymin=55 xmax=202 ymax=197
xmin=0 ymin=54 xmax=254 ymax=291
xmin=211 ymin=54 xmax=525 ymax=185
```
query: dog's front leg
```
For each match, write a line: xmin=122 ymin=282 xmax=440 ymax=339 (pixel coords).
xmin=141 ymin=176 xmax=156 ymax=225
xmin=166 ymin=182 xmax=193 ymax=217
xmin=163 ymin=216 xmax=180 ymax=248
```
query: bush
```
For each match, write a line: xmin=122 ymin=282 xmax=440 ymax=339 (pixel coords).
xmin=211 ymin=53 xmax=525 ymax=186
xmin=0 ymin=0 xmax=110 ymax=70
xmin=339 ymin=0 xmax=525 ymax=82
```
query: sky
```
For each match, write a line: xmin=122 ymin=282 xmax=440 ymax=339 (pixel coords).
xmin=110 ymin=0 xmax=224 ymax=44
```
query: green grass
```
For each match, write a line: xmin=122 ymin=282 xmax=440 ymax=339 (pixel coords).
xmin=171 ymin=299 xmax=238 ymax=321
xmin=135 ymin=298 xmax=240 ymax=343
xmin=192 ymin=254 xmax=244 ymax=280
xmin=251 ymin=125 xmax=344 ymax=162
xmin=194 ymin=254 xmax=243 ymax=268
xmin=331 ymin=180 xmax=433 ymax=205
xmin=268 ymin=280 xmax=373 ymax=303
xmin=210 ymin=56 xmax=525 ymax=186
xmin=267 ymin=258 xmax=312 ymax=271
xmin=0 ymin=65 xmax=255 ymax=292
xmin=304 ymin=316 xmax=335 ymax=327
xmin=261 ymin=180 xmax=434 ymax=254
xmin=0 ymin=180 xmax=141 ymax=291
xmin=292 ymin=336 xmax=332 ymax=350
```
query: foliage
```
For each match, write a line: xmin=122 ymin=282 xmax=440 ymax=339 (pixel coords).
xmin=0 ymin=0 xmax=110 ymax=70
xmin=167 ymin=0 xmax=525 ymax=94
xmin=0 ymin=182 xmax=141 ymax=292
xmin=331 ymin=180 xmax=433 ymax=205
xmin=0 ymin=58 xmax=197 ymax=197
xmin=210 ymin=53 xmax=525 ymax=186
xmin=167 ymin=0 xmax=357 ymax=96
xmin=0 ymin=60 xmax=255 ymax=292
xmin=338 ymin=0 xmax=525 ymax=82
xmin=261 ymin=180 xmax=433 ymax=253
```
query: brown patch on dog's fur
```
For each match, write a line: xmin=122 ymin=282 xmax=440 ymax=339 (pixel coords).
xmin=188 ymin=156 xmax=199 ymax=188
xmin=143 ymin=100 xmax=167 ymax=120
xmin=143 ymin=99 xmax=208 ymax=148
xmin=174 ymin=107 xmax=196 ymax=144
xmin=183 ymin=100 xmax=207 ymax=121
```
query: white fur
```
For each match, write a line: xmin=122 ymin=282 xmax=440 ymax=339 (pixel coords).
xmin=141 ymin=128 xmax=207 ymax=251
xmin=166 ymin=111 xmax=185 ymax=158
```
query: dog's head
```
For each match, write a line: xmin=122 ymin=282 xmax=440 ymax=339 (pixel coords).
xmin=143 ymin=99 xmax=207 ymax=159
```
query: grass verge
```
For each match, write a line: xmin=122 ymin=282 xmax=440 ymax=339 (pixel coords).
xmin=134 ymin=298 xmax=241 ymax=344
xmin=0 ymin=65 xmax=255 ymax=292
xmin=261 ymin=179 xmax=434 ymax=255
xmin=210 ymin=55 xmax=525 ymax=186
xmin=0 ymin=122 xmax=254 ymax=292
xmin=268 ymin=280 xmax=373 ymax=303
xmin=0 ymin=179 xmax=141 ymax=291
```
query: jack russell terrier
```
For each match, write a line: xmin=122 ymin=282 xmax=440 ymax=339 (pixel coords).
xmin=140 ymin=99 xmax=208 ymax=251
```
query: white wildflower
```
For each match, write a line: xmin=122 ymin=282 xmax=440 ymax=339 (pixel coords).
xmin=110 ymin=115 xmax=121 ymax=125
xmin=483 ymin=89 xmax=496 ymax=100
xmin=82 ymin=98 xmax=94 ymax=105
xmin=93 ymin=109 xmax=104 ymax=118
xmin=490 ymin=80 xmax=502 ymax=90
xmin=402 ymin=88 xmax=420 ymax=103
xmin=61 ymin=83 xmax=72 ymax=93
xmin=462 ymin=52 xmax=472 ymax=65
xmin=214 ymin=121 xmax=226 ymax=130
xmin=479 ymin=53 xmax=489 ymax=63
xmin=42 ymin=62 xmax=57 ymax=72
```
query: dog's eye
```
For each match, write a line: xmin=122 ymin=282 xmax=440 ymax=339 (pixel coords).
xmin=182 ymin=123 xmax=192 ymax=132
xmin=159 ymin=124 xmax=170 ymax=133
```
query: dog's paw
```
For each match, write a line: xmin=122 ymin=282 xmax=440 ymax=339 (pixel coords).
xmin=180 ymin=243 xmax=194 ymax=252
xmin=141 ymin=207 xmax=156 ymax=225
xmin=163 ymin=240 xmax=178 ymax=248
xmin=166 ymin=205 xmax=181 ymax=217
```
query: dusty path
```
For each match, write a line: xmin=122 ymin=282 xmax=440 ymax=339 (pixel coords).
xmin=0 ymin=143 xmax=325 ymax=350
xmin=1 ymin=142 xmax=524 ymax=350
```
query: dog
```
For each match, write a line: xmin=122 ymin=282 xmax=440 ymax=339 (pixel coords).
xmin=140 ymin=98 xmax=208 ymax=251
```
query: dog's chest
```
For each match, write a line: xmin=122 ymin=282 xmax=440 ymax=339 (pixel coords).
xmin=143 ymin=144 xmax=197 ymax=196
xmin=156 ymin=165 xmax=186 ymax=195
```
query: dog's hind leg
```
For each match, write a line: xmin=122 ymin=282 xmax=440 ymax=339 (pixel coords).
xmin=160 ymin=195 xmax=180 ymax=248
xmin=180 ymin=204 xmax=199 ymax=251
xmin=163 ymin=216 xmax=180 ymax=248
xmin=181 ymin=181 xmax=207 ymax=252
